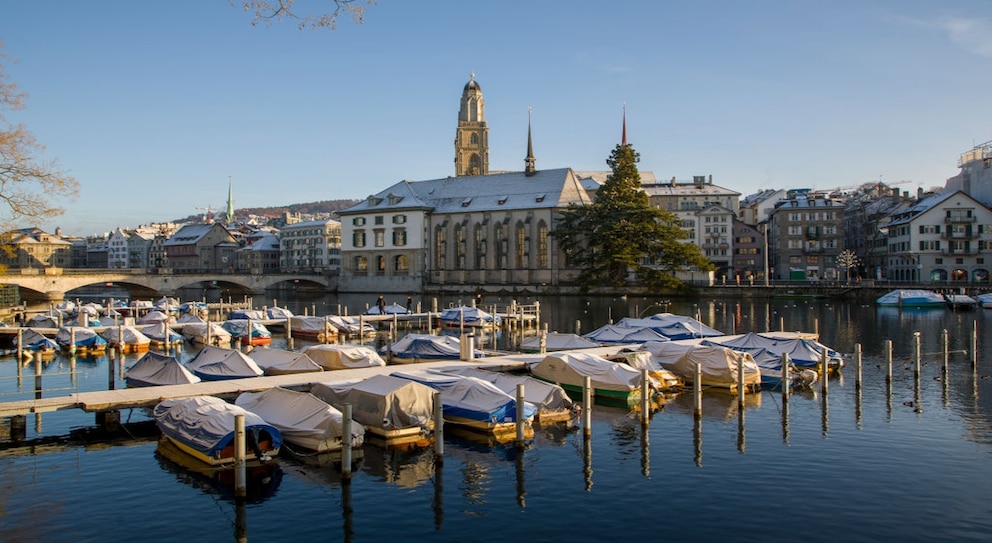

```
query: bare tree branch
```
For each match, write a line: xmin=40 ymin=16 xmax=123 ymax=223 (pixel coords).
xmin=234 ymin=0 xmax=376 ymax=30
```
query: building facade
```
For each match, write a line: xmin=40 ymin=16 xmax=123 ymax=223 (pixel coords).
xmin=768 ymin=190 xmax=845 ymax=281
xmin=454 ymin=74 xmax=489 ymax=177
xmin=279 ymin=219 xmax=342 ymax=273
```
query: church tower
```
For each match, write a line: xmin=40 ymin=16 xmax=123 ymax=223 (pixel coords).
xmin=454 ymin=73 xmax=489 ymax=176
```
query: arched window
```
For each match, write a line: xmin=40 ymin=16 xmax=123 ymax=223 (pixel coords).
xmin=474 ymin=224 xmax=486 ymax=269
xmin=434 ymin=226 xmax=446 ymax=269
xmin=516 ymin=222 xmax=528 ymax=269
xmin=538 ymin=221 xmax=549 ymax=268
xmin=354 ymin=255 xmax=368 ymax=273
xmin=455 ymin=223 xmax=466 ymax=268
xmin=470 ymin=133 xmax=479 ymax=145
xmin=376 ymin=255 xmax=386 ymax=273
xmin=395 ymin=254 xmax=409 ymax=272
xmin=494 ymin=222 xmax=506 ymax=269
xmin=469 ymin=154 xmax=482 ymax=175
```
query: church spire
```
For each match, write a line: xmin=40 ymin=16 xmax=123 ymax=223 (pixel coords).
xmin=454 ymin=73 xmax=489 ymax=176
xmin=621 ymin=102 xmax=627 ymax=146
xmin=226 ymin=177 xmax=235 ymax=225
xmin=524 ymin=106 xmax=536 ymax=176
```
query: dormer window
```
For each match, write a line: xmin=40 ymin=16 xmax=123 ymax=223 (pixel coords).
xmin=387 ymin=193 xmax=403 ymax=205
xmin=498 ymin=196 xmax=508 ymax=205
xmin=461 ymin=197 xmax=473 ymax=207
xmin=535 ymin=193 xmax=545 ymax=203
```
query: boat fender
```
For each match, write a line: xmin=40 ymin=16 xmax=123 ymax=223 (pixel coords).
xmin=382 ymin=417 xmax=391 ymax=428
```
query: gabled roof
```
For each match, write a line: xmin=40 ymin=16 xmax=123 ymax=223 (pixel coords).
xmin=884 ymin=190 xmax=966 ymax=227
xmin=239 ymin=233 xmax=280 ymax=252
xmin=162 ymin=224 xmax=233 ymax=247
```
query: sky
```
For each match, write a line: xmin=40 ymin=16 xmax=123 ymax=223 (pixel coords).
xmin=3 ymin=1 xmax=992 ymax=236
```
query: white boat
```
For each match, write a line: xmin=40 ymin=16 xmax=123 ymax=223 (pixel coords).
xmin=180 ymin=322 xmax=233 ymax=347
xmin=234 ymin=386 xmax=365 ymax=453
xmin=310 ymin=375 xmax=436 ymax=444
xmin=124 ymin=352 xmax=201 ymax=387
xmin=438 ymin=306 xmax=501 ymax=327
xmin=303 ymin=344 xmax=387 ymax=370
xmin=250 ymin=347 xmax=323 ymax=375
xmin=385 ymin=333 xmax=476 ymax=363
xmin=288 ymin=315 xmax=338 ymax=342
xmin=875 ymin=289 xmax=946 ymax=308
xmin=530 ymin=351 xmax=657 ymax=407
xmin=519 ymin=332 xmax=600 ymax=352
xmin=644 ymin=343 xmax=761 ymax=391
xmin=99 ymin=325 xmax=152 ymax=353
xmin=616 ymin=313 xmax=724 ymax=340
xmin=154 ymin=396 xmax=282 ymax=466
xmin=582 ymin=323 xmax=670 ymax=344
xmin=945 ymin=293 xmax=978 ymax=310
xmin=445 ymin=367 xmax=579 ymax=424
xmin=702 ymin=332 xmax=844 ymax=372
xmin=326 ymin=315 xmax=376 ymax=337
xmin=184 ymin=345 xmax=264 ymax=381
xmin=976 ymin=293 xmax=992 ymax=308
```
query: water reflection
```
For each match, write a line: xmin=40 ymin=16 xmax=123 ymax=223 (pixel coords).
xmin=154 ymin=439 xmax=283 ymax=503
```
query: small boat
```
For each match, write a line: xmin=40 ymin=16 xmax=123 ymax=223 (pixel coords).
xmin=438 ymin=306 xmax=501 ymax=327
xmin=124 ymin=352 xmax=201 ymax=387
xmin=519 ymin=332 xmax=600 ymax=353
xmin=99 ymin=325 xmax=152 ymax=354
xmin=617 ymin=313 xmax=724 ymax=340
xmin=287 ymin=315 xmax=339 ymax=342
xmin=646 ymin=343 xmax=761 ymax=391
xmin=310 ymin=375 xmax=436 ymax=445
xmin=180 ymin=321 xmax=233 ymax=347
xmin=136 ymin=310 xmax=173 ymax=325
xmin=945 ymin=293 xmax=978 ymax=310
xmin=55 ymin=326 xmax=108 ymax=355
xmin=445 ymin=367 xmax=579 ymax=425
xmin=154 ymin=396 xmax=282 ymax=466
xmin=138 ymin=323 xmax=185 ymax=350
xmin=363 ymin=303 xmax=410 ymax=316
xmin=875 ymin=289 xmax=946 ymax=308
xmin=384 ymin=333 xmax=479 ymax=363
xmin=702 ymin=332 xmax=844 ymax=372
xmin=605 ymin=349 xmax=683 ymax=390
xmin=234 ymin=387 xmax=365 ymax=454
xmin=391 ymin=369 xmax=536 ymax=441
xmin=250 ymin=347 xmax=323 ymax=375
xmin=975 ymin=293 xmax=992 ymax=308
xmin=266 ymin=306 xmax=293 ymax=320
xmin=222 ymin=319 xmax=272 ymax=346
xmin=326 ymin=315 xmax=376 ymax=337
xmin=17 ymin=329 xmax=58 ymax=358
xmin=25 ymin=313 xmax=60 ymax=329
xmin=227 ymin=309 xmax=267 ymax=320
xmin=303 ymin=344 xmax=386 ymax=370
xmin=184 ymin=345 xmax=264 ymax=381
xmin=530 ymin=351 xmax=657 ymax=407
xmin=582 ymin=323 xmax=670 ymax=344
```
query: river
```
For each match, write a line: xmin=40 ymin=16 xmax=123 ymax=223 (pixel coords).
xmin=1 ymin=292 xmax=991 ymax=542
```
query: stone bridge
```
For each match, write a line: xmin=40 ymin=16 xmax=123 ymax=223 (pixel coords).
xmin=0 ymin=269 xmax=335 ymax=301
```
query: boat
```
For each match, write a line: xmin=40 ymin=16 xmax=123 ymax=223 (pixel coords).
xmin=179 ymin=301 xmax=208 ymax=317
xmin=391 ymin=369 xmax=536 ymax=441
xmin=326 ymin=315 xmax=376 ymax=337
xmin=250 ymin=347 xmax=323 ymax=375
xmin=124 ymin=352 xmax=201 ymax=387
xmin=975 ymin=293 xmax=992 ymax=308
xmin=605 ymin=349 xmax=684 ymax=390
xmin=180 ymin=321 xmax=233 ymax=347
xmin=227 ymin=309 xmax=267 ymax=320
xmin=155 ymin=438 xmax=283 ymax=503
xmin=138 ymin=323 xmax=185 ymax=350
xmin=25 ymin=313 xmax=60 ymax=329
xmin=222 ymin=319 xmax=273 ymax=346
xmin=529 ymin=351 xmax=658 ymax=407
xmin=302 ymin=344 xmax=386 ymax=370
xmin=136 ymin=310 xmax=173 ymax=325
xmin=384 ymin=333 xmax=479 ymax=363
xmin=582 ymin=323 xmax=670 ymax=344
xmin=644 ymin=343 xmax=761 ymax=391
xmin=55 ymin=326 xmax=108 ymax=355
xmin=445 ymin=367 xmax=579 ymax=424
xmin=875 ymin=289 xmax=946 ymax=308
xmin=702 ymin=332 xmax=844 ymax=372
xmin=99 ymin=325 xmax=152 ymax=354
xmin=310 ymin=374 xmax=436 ymax=445
xmin=184 ymin=345 xmax=264 ymax=381
xmin=17 ymin=329 xmax=59 ymax=358
xmin=616 ymin=313 xmax=724 ymax=340
xmin=363 ymin=303 xmax=410 ymax=316
xmin=438 ymin=306 xmax=501 ymax=327
xmin=287 ymin=315 xmax=339 ymax=342
xmin=153 ymin=396 xmax=282 ymax=466
xmin=267 ymin=306 xmax=293 ymax=320
xmin=519 ymin=332 xmax=600 ymax=353
xmin=945 ymin=293 xmax=978 ymax=310
xmin=234 ymin=386 xmax=365 ymax=454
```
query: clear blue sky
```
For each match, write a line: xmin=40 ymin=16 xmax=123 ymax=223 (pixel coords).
xmin=3 ymin=1 xmax=992 ymax=236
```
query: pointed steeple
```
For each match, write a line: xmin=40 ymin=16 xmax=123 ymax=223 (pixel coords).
xmin=621 ymin=102 xmax=627 ymax=146
xmin=524 ymin=106 xmax=536 ymax=176
xmin=226 ymin=177 xmax=235 ymax=225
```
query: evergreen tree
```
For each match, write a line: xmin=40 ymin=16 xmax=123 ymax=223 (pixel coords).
xmin=554 ymin=143 xmax=713 ymax=292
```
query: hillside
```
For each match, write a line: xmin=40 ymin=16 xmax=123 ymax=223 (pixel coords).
xmin=177 ymin=199 xmax=361 ymax=223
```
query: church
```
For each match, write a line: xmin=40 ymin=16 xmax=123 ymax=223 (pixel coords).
xmin=337 ymin=75 xmax=596 ymax=294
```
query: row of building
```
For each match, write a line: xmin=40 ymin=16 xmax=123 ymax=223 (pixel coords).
xmin=5 ymin=76 xmax=992 ymax=292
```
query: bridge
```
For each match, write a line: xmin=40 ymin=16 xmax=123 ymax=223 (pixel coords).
xmin=0 ymin=268 xmax=335 ymax=301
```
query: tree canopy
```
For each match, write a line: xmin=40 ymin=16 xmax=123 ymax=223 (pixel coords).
xmin=235 ymin=0 xmax=375 ymax=30
xmin=553 ymin=142 xmax=713 ymax=292
xmin=0 ymin=43 xmax=78 ymax=233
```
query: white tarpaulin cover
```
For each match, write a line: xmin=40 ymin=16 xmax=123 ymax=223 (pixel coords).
xmin=520 ymin=332 xmax=601 ymax=352
xmin=704 ymin=332 xmax=843 ymax=368
xmin=181 ymin=322 xmax=233 ymax=344
xmin=447 ymin=367 xmax=575 ymax=413
xmin=386 ymin=334 xmax=465 ymax=360
xmin=530 ymin=351 xmax=648 ymax=392
xmin=154 ymin=396 xmax=282 ymax=458
xmin=657 ymin=344 xmax=761 ymax=389
xmin=303 ymin=344 xmax=386 ymax=370
xmin=289 ymin=316 xmax=336 ymax=336
xmin=100 ymin=325 xmax=152 ymax=347
xmin=235 ymin=387 xmax=363 ymax=451
xmin=582 ymin=324 xmax=670 ymax=344
xmin=125 ymin=352 xmax=200 ymax=387
xmin=185 ymin=345 xmax=263 ymax=380
xmin=310 ymin=374 xmax=435 ymax=432
xmin=250 ymin=348 xmax=322 ymax=375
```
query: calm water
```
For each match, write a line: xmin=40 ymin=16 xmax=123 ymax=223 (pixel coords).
xmin=2 ymin=293 xmax=992 ymax=542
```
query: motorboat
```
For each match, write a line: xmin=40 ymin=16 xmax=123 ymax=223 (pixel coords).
xmin=154 ymin=396 xmax=281 ymax=466
xmin=302 ymin=344 xmax=386 ymax=370
xmin=875 ymin=289 xmax=946 ymax=308
xmin=250 ymin=347 xmax=323 ymax=375
xmin=529 ymin=350 xmax=657 ymax=407
xmin=234 ymin=386 xmax=365 ymax=453
xmin=124 ymin=352 xmax=201 ymax=387
xmin=438 ymin=306 xmax=501 ymax=327
xmin=310 ymin=374 xmax=436 ymax=445
xmin=184 ymin=345 xmax=264 ymax=381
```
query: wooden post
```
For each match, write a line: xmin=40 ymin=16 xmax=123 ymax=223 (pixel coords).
xmin=854 ymin=343 xmax=862 ymax=390
xmin=341 ymin=404 xmax=353 ymax=479
xmin=582 ymin=376 xmax=592 ymax=437
xmin=820 ymin=345 xmax=829 ymax=396
xmin=942 ymin=329 xmax=949 ymax=376
xmin=433 ymin=392 xmax=444 ymax=462
xmin=16 ymin=327 xmax=22 ymax=361
xmin=780 ymin=316 xmax=785 ymax=332
xmin=973 ymin=321 xmax=979 ymax=369
xmin=914 ymin=331 xmax=922 ymax=379
xmin=885 ymin=339 xmax=893 ymax=386
xmin=515 ymin=384 xmax=526 ymax=446
xmin=781 ymin=352 xmax=790 ymax=398
xmin=69 ymin=327 xmax=76 ymax=355
xmin=737 ymin=355 xmax=745 ymax=407
xmin=539 ymin=330 xmax=547 ymax=354
xmin=640 ymin=369 xmax=650 ymax=426
xmin=286 ymin=314 xmax=293 ymax=350
xmin=234 ymin=414 xmax=247 ymax=499
xmin=693 ymin=363 xmax=703 ymax=419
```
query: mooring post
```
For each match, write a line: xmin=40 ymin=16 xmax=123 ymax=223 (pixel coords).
xmin=942 ymin=329 xmax=949 ymax=376
xmin=914 ymin=331 xmax=922 ymax=379
xmin=69 ymin=327 xmax=76 ymax=355
xmin=433 ymin=391 xmax=444 ymax=462
xmin=342 ymin=404 xmax=353 ymax=479
xmin=885 ymin=339 xmax=893 ymax=386
xmin=972 ymin=321 xmax=979 ymax=370
xmin=286 ymin=314 xmax=293 ymax=350
xmin=515 ymin=384 xmax=526 ymax=446
xmin=16 ymin=327 xmax=22 ymax=361
xmin=539 ymin=329 xmax=547 ymax=354
xmin=737 ymin=355 xmax=746 ymax=407
xmin=854 ymin=343 xmax=862 ymax=391
xmin=693 ymin=362 xmax=703 ymax=419
xmin=820 ymin=346 xmax=829 ymax=396
xmin=234 ymin=413 xmax=247 ymax=499
xmin=781 ymin=352 xmax=790 ymax=399
xmin=640 ymin=369 xmax=650 ymax=426
xmin=780 ymin=316 xmax=785 ymax=332
xmin=582 ymin=376 xmax=592 ymax=437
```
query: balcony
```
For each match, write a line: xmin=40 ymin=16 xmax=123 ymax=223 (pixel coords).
xmin=944 ymin=216 xmax=976 ymax=224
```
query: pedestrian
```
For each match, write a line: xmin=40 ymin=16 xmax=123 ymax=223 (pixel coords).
xmin=376 ymin=295 xmax=386 ymax=314
xmin=406 ymin=295 xmax=413 ymax=312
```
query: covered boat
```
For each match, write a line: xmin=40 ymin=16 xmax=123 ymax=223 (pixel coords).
xmin=385 ymin=333 xmax=477 ymax=362
xmin=234 ymin=387 xmax=364 ymax=453
xmin=99 ymin=325 xmax=152 ymax=353
xmin=702 ymin=332 xmax=844 ymax=372
xmin=875 ymin=289 xmax=945 ymax=308
xmin=582 ymin=323 xmax=670 ymax=344
xmin=287 ymin=315 xmax=339 ymax=342
xmin=137 ymin=310 xmax=172 ymax=325
xmin=519 ymin=332 xmax=600 ymax=352
xmin=446 ymin=367 xmax=579 ymax=424
xmin=184 ymin=345 xmax=264 ymax=381
xmin=180 ymin=321 xmax=233 ymax=347
xmin=605 ymin=349 xmax=683 ymax=390
xmin=391 ymin=369 xmax=536 ymax=440
xmin=154 ymin=396 xmax=282 ymax=465
xmin=222 ymin=319 xmax=272 ymax=346
xmin=654 ymin=343 xmax=761 ymax=391
xmin=267 ymin=306 xmax=294 ymax=319
xmin=439 ymin=306 xmax=501 ymax=327
xmin=17 ymin=328 xmax=58 ymax=357
xmin=616 ymin=314 xmax=724 ymax=340
xmin=327 ymin=315 xmax=376 ymax=337
xmin=303 ymin=344 xmax=386 ymax=370
xmin=55 ymin=326 xmax=108 ymax=355
xmin=250 ymin=347 xmax=323 ymax=375
xmin=976 ymin=293 xmax=992 ymax=309
xmin=530 ymin=351 xmax=657 ymax=406
xmin=26 ymin=313 xmax=60 ymax=329
xmin=311 ymin=375 xmax=436 ymax=444
xmin=139 ymin=323 xmax=185 ymax=349
xmin=227 ymin=309 xmax=267 ymax=320
xmin=363 ymin=302 xmax=410 ymax=316
xmin=124 ymin=352 xmax=201 ymax=387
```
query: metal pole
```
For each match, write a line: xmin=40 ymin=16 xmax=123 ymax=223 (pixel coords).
xmin=640 ymin=369 xmax=650 ymax=426
xmin=854 ymin=343 xmax=862 ymax=390
xmin=942 ymin=329 xmax=949 ymax=376
xmin=433 ymin=392 xmax=444 ymax=462
xmin=820 ymin=345 xmax=828 ymax=396
xmin=737 ymin=355 xmax=745 ymax=407
xmin=341 ymin=404 xmax=353 ymax=479
xmin=515 ymin=384 xmax=526 ymax=445
xmin=914 ymin=331 xmax=922 ymax=379
xmin=885 ymin=339 xmax=893 ymax=386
